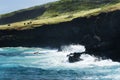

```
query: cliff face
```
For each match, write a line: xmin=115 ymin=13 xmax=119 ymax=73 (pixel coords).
xmin=0 ymin=10 xmax=120 ymax=61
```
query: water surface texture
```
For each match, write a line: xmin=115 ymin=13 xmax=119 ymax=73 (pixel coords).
xmin=0 ymin=45 xmax=120 ymax=80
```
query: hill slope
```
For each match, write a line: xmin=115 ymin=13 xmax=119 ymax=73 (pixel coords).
xmin=0 ymin=0 xmax=120 ymax=30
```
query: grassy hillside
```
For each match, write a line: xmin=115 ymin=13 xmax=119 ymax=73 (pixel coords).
xmin=41 ymin=0 xmax=119 ymax=17
xmin=0 ymin=0 xmax=120 ymax=30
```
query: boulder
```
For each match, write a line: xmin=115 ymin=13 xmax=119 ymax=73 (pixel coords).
xmin=67 ymin=52 xmax=84 ymax=63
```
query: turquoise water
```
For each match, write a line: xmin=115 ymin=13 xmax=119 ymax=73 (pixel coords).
xmin=0 ymin=45 xmax=120 ymax=80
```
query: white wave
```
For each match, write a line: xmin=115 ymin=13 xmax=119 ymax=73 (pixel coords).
xmin=0 ymin=45 xmax=120 ymax=80
xmin=79 ymin=54 xmax=120 ymax=67
xmin=0 ymin=45 xmax=120 ymax=70
xmin=23 ymin=50 xmax=57 ymax=54
xmin=25 ymin=51 xmax=120 ymax=69
xmin=104 ymin=75 xmax=120 ymax=80
xmin=61 ymin=44 xmax=85 ymax=53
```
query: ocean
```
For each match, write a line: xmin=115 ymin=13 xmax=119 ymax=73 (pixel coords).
xmin=0 ymin=45 xmax=120 ymax=80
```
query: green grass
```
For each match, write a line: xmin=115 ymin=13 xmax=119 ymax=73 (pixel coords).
xmin=39 ymin=0 xmax=120 ymax=18
xmin=1 ymin=0 xmax=120 ymax=20
xmin=0 ymin=0 xmax=120 ymax=30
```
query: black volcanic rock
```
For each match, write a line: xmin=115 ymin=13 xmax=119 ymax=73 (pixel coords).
xmin=0 ymin=10 xmax=120 ymax=61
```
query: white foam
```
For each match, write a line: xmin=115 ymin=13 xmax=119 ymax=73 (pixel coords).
xmin=0 ymin=45 xmax=120 ymax=80
xmin=0 ymin=45 xmax=120 ymax=70
xmin=61 ymin=44 xmax=85 ymax=53
xmin=104 ymin=75 xmax=120 ymax=80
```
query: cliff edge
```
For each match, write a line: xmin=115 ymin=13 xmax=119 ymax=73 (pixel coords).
xmin=0 ymin=0 xmax=120 ymax=61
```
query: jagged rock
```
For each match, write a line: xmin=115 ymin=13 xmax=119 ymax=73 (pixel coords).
xmin=67 ymin=52 xmax=83 ymax=63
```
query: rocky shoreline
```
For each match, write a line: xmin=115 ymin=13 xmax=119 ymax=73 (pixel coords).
xmin=0 ymin=10 xmax=120 ymax=61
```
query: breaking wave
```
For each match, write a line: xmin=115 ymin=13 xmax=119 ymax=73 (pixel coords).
xmin=0 ymin=45 xmax=120 ymax=80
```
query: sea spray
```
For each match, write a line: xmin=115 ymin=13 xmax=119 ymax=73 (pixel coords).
xmin=0 ymin=45 xmax=120 ymax=80
xmin=60 ymin=44 xmax=85 ymax=53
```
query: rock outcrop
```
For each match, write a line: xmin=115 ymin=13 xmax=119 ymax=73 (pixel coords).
xmin=0 ymin=10 xmax=120 ymax=61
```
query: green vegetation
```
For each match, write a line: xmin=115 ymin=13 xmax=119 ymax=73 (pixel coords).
xmin=0 ymin=0 xmax=120 ymax=30
xmin=42 ymin=0 xmax=119 ymax=17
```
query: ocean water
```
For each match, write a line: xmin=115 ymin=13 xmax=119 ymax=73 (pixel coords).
xmin=0 ymin=45 xmax=120 ymax=80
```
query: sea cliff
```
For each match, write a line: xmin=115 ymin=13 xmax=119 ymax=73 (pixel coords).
xmin=0 ymin=9 xmax=120 ymax=61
